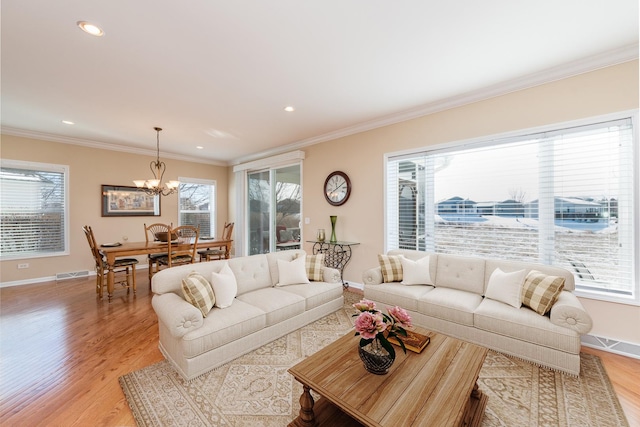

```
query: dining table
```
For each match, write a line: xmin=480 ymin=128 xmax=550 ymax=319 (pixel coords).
xmin=99 ymin=238 xmax=232 ymax=301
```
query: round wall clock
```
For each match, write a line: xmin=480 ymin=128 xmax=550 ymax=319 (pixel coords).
xmin=324 ymin=171 xmax=351 ymax=206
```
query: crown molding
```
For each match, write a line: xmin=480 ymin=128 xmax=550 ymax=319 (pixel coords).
xmin=232 ymin=43 xmax=639 ymax=165
xmin=0 ymin=127 xmax=228 ymax=167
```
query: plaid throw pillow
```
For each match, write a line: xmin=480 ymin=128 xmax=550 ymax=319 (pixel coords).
xmin=305 ymin=253 xmax=325 ymax=281
xmin=378 ymin=254 xmax=403 ymax=282
xmin=521 ymin=270 xmax=565 ymax=315
xmin=181 ymin=272 xmax=215 ymax=317
xmin=295 ymin=253 xmax=325 ymax=281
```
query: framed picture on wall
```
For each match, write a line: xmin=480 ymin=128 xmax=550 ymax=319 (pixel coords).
xmin=101 ymin=185 xmax=161 ymax=217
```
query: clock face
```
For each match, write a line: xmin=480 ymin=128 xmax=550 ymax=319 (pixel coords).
xmin=324 ymin=171 xmax=351 ymax=206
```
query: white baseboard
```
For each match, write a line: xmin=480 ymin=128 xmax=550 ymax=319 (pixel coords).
xmin=0 ymin=263 xmax=151 ymax=288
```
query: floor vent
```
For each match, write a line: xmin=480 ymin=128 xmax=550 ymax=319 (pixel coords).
xmin=582 ymin=334 xmax=640 ymax=359
xmin=56 ymin=270 xmax=90 ymax=281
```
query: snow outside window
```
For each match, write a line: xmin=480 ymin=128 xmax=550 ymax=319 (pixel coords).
xmin=385 ymin=115 xmax=637 ymax=304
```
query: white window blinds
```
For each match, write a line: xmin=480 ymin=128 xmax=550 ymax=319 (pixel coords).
xmin=0 ymin=160 xmax=69 ymax=259
xmin=386 ymin=116 xmax=636 ymax=300
xmin=178 ymin=179 xmax=216 ymax=237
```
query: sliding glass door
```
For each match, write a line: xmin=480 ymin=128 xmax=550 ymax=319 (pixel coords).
xmin=247 ymin=165 xmax=301 ymax=255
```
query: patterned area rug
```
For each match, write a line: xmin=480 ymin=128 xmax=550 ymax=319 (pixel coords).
xmin=120 ymin=292 xmax=628 ymax=426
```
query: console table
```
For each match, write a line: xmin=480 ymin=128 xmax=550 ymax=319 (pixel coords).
xmin=306 ymin=240 xmax=359 ymax=288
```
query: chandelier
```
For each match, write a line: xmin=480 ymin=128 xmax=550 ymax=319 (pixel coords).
xmin=133 ymin=127 xmax=179 ymax=196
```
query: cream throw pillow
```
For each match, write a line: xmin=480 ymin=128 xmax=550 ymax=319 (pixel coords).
xmin=378 ymin=254 xmax=403 ymax=282
xmin=484 ymin=268 xmax=526 ymax=308
xmin=521 ymin=270 xmax=565 ymax=315
xmin=181 ymin=272 xmax=215 ymax=317
xmin=211 ymin=263 xmax=237 ymax=308
xmin=277 ymin=255 xmax=310 ymax=286
xmin=400 ymin=255 xmax=433 ymax=286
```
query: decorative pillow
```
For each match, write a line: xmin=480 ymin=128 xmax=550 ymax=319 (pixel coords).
xmin=378 ymin=254 xmax=403 ymax=282
xmin=485 ymin=268 xmax=526 ymax=308
xmin=277 ymin=256 xmax=310 ymax=286
xmin=305 ymin=253 xmax=325 ymax=281
xmin=400 ymin=255 xmax=433 ymax=286
xmin=521 ymin=270 xmax=565 ymax=315
xmin=181 ymin=272 xmax=215 ymax=317
xmin=211 ymin=263 xmax=237 ymax=308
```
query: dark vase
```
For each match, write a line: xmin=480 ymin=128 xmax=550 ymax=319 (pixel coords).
xmin=358 ymin=340 xmax=395 ymax=375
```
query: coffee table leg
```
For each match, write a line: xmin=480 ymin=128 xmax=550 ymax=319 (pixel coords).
xmin=290 ymin=385 xmax=317 ymax=427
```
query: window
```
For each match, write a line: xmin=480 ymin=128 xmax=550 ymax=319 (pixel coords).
xmin=0 ymin=160 xmax=69 ymax=260
xmin=247 ymin=165 xmax=301 ymax=255
xmin=386 ymin=114 xmax=638 ymax=303
xmin=178 ymin=178 xmax=216 ymax=237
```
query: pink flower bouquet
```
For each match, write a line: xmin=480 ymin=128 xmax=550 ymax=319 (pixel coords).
xmin=353 ymin=298 xmax=412 ymax=358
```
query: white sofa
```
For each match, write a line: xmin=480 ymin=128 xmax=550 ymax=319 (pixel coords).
xmin=151 ymin=249 xmax=343 ymax=380
xmin=362 ymin=249 xmax=593 ymax=375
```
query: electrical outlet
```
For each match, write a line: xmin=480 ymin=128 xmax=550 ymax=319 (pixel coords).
xmin=17 ymin=263 xmax=29 ymax=269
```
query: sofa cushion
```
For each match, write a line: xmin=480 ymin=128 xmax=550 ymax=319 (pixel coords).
xmin=211 ymin=263 xmax=237 ymax=308
xmin=365 ymin=283 xmax=433 ymax=312
xmin=182 ymin=299 xmax=266 ymax=358
xmin=236 ymin=288 xmax=305 ymax=326
xmin=277 ymin=282 xmax=343 ymax=310
xmin=229 ymin=254 xmax=272 ymax=295
xmin=485 ymin=268 xmax=526 ymax=308
xmin=435 ymin=254 xmax=485 ymax=294
xmin=400 ymin=255 xmax=434 ymax=286
xmin=276 ymin=256 xmax=310 ymax=286
xmin=378 ymin=254 xmax=403 ymax=282
xmin=417 ymin=288 xmax=483 ymax=326
xmin=474 ymin=298 xmax=580 ymax=353
xmin=181 ymin=272 xmax=215 ymax=317
xmin=522 ymin=270 xmax=565 ymax=315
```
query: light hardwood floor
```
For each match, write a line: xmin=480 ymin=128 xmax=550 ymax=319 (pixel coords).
xmin=1 ymin=273 xmax=638 ymax=426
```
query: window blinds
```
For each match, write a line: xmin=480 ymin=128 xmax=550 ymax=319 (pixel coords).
xmin=0 ymin=162 xmax=68 ymax=259
xmin=386 ymin=117 xmax=635 ymax=297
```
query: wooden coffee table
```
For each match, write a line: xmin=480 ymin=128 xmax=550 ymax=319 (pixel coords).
xmin=288 ymin=328 xmax=488 ymax=427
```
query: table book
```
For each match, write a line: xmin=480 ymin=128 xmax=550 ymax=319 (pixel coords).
xmin=389 ymin=330 xmax=430 ymax=353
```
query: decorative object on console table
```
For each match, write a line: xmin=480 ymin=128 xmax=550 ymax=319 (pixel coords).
xmin=316 ymin=228 xmax=325 ymax=242
xmin=307 ymin=239 xmax=359 ymax=288
xmin=329 ymin=215 xmax=337 ymax=243
xmin=352 ymin=298 xmax=412 ymax=375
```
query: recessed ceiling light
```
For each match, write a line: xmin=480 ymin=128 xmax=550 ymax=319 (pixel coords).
xmin=284 ymin=106 xmax=295 ymax=112
xmin=62 ymin=120 xmax=75 ymax=125
xmin=196 ymin=146 xmax=204 ymax=150
xmin=77 ymin=21 xmax=104 ymax=37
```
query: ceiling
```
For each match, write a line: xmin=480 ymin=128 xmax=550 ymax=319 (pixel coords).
xmin=2 ymin=1 xmax=638 ymax=166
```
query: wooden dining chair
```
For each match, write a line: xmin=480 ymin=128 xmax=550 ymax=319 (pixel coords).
xmin=198 ymin=222 xmax=234 ymax=261
xmin=82 ymin=225 xmax=138 ymax=298
xmin=157 ymin=225 xmax=199 ymax=269
xmin=144 ymin=222 xmax=172 ymax=283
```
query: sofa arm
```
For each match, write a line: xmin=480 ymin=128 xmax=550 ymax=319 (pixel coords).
xmin=549 ymin=291 xmax=593 ymax=334
xmin=322 ymin=266 xmax=341 ymax=283
xmin=152 ymin=293 xmax=204 ymax=338
xmin=362 ymin=266 xmax=383 ymax=285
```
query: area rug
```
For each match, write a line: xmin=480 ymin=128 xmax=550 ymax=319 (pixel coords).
xmin=120 ymin=292 xmax=628 ymax=427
